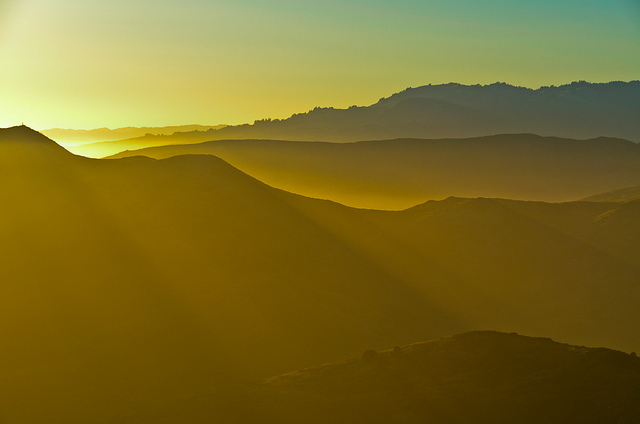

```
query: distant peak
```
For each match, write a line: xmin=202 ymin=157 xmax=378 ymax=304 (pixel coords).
xmin=0 ymin=125 xmax=74 ymax=157
xmin=1 ymin=125 xmax=56 ymax=141
xmin=11 ymin=124 xmax=36 ymax=131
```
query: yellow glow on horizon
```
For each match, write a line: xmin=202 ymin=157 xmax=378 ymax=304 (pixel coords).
xmin=0 ymin=0 xmax=638 ymax=130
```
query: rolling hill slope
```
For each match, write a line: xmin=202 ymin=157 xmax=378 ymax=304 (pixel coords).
xmin=2 ymin=126 xmax=640 ymax=422
xmin=110 ymin=134 xmax=640 ymax=209
xmin=0 ymin=126 xmax=460 ymax=422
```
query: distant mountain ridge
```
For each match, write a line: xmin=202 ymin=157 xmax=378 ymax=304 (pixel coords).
xmin=42 ymin=124 xmax=226 ymax=146
xmin=61 ymin=80 xmax=640 ymax=158
xmin=281 ymin=80 xmax=640 ymax=142
xmin=108 ymin=81 xmax=640 ymax=150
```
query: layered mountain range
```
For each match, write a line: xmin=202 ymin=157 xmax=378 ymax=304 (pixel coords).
xmin=1 ymin=125 xmax=640 ymax=422
xmin=41 ymin=124 xmax=226 ymax=145
xmin=110 ymin=134 xmax=640 ymax=209
xmin=65 ymin=81 xmax=640 ymax=158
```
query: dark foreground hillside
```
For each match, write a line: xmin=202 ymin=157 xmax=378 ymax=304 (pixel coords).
xmin=200 ymin=331 xmax=640 ymax=424
xmin=253 ymin=331 xmax=640 ymax=424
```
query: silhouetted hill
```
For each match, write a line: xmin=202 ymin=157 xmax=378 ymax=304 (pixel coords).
xmin=0 ymin=125 xmax=78 ymax=172
xmin=91 ymin=81 xmax=640 ymax=157
xmin=240 ymin=331 xmax=640 ymax=424
xmin=110 ymin=134 xmax=640 ymax=209
xmin=0 ymin=124 xmax=72 ymax=152
xmin=0 ymin=127 xmax=460 ymax=422
xmin=2 ymin=127 xmax=640 ymax=422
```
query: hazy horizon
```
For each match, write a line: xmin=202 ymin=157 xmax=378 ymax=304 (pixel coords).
xmin=35 ymin=79 xmax=640 ymax=134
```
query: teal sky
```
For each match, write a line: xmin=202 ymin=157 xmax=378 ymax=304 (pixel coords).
xmin=1 ymin=0 xmax=639 ymax=129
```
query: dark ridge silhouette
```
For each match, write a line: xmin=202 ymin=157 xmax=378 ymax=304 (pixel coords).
xmin=0 ymin=124 xmax=71 ymax=150
xmin=79 ymin=80 xmax=640 ymax=158
xmin=0 ymin=125 xmax=80 ymax=171
xmin=2 ymin=127 xmax=640 ymax=422
xmin=241 ymin=331 xmax=640 ymax=424
xmin=110 ymin=134 xmax=640 ymax=209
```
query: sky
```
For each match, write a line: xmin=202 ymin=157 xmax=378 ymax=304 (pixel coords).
xmin=1 ymin=0 xmax=639 ymax=130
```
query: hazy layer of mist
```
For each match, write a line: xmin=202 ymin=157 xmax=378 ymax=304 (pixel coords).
xmin=110 ymin=134 xmax=640 ymax=210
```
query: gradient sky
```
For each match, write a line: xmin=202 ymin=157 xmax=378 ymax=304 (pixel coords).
xmin=1 ymin=0 xmax=639 ymax=129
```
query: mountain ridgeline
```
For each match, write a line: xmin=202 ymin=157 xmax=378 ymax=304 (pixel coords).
xmin=244 ymin=80 xmax=640 ymax=142
xmin=68 ymin=80 xmax=640 ymax=158
xmin=110 ymin=134 xmax=640 ymax=209
xmin=41 ymin=124 xmax=228 ymax=158
xmin=1 ymin=126 xmax=640 ymax=422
